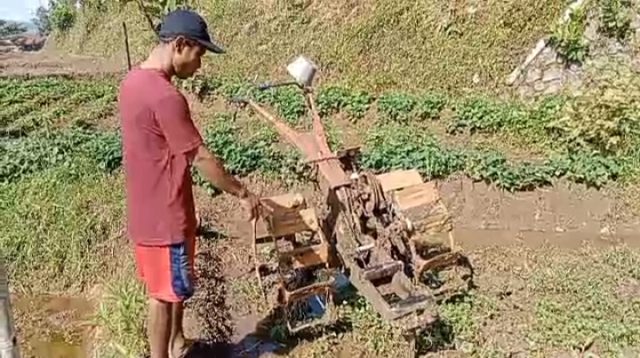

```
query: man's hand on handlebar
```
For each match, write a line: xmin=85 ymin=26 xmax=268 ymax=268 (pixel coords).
xmin=239 ymin=188 xmax=261 ymax=220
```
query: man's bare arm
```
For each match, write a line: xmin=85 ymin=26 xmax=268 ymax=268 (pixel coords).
xmin=192 ymin=144 xmax=248 ymax=198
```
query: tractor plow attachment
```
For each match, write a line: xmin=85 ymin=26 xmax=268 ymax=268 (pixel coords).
xmin=237 ymin=55 xmax=474 ymax=336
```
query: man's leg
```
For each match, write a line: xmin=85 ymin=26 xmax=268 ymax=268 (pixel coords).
xmin=149 ymin=298 xmax=172 ymax=358
xmin=169 ymin=302 xmax=186 ymax=358
xmin=135 ymin=243 xmax=187 ymax=358
xmin=169 ymin=236 xmax=196 ymax=358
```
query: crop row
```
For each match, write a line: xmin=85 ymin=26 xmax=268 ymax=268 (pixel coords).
xmin=1 ymin=75 xmax=636 ymax=192
xmin=181 ymin=72 xmax=640 ymax=158
xmin=2 ymin=119 xmax=631 ymax=192
xmin=0 ymin=77 xmax=117 ymax=135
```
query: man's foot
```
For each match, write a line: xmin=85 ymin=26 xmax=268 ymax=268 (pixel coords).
xmin=169 ymin=338 xmax=194 ymax=358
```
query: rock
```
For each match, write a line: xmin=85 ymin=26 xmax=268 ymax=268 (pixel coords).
xmin=525 ymin=68 xmax=542 ymax=84
xmin=472 ymin=73 xmax=481 ymax=84
xmin=242 ymin=21 xmax=258 ymax=35
xmin=542 ymin=67 xmax=564 ymax=82
xmin=543 ymin=80 xmax=563 ymax=94
xmin=534 ymin=81 xmax=546 ymax=92
xmin=542 ymin=50 xmax=559 ymax=66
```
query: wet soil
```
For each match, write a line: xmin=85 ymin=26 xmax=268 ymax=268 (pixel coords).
xmin=13 ymin=295 xmax=94 ymax=358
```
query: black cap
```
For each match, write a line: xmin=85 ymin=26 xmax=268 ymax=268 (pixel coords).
xmin=158 ymin=9 xmax=225 ymax=54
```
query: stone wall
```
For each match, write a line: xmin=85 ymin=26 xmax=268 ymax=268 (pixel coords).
xmin=508 ymin=2 xmax=640 ymax=98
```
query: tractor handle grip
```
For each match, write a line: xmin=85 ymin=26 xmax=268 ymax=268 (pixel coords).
xmin=257 ymin=81 xmax=300 ymax=91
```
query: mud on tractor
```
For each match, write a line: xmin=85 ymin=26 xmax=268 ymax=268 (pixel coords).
xmin=232 ymin=56 xmax=474 ymax=336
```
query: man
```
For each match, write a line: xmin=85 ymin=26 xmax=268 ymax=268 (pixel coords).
xmin=117 ymin=9 xmax=260 ymax=358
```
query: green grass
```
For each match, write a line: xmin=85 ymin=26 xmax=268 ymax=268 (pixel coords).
xmin=528 ymin=247 xmax=640 ymax=355
xmin=93 ymin=270 xmax=148 ymax=358
xmin=0 ymin=158 xmax=124 ymax=292
xmin=60 ymin=0 xmax=566 ymax=93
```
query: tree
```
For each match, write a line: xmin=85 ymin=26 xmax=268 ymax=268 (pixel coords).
xmin=0 ymin=19 xmax=27 ymax=37
xmin=33 ymin=6 xmax=52 ymax=35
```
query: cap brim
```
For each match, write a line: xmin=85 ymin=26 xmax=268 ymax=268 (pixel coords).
xmin=196 ymin=39 xmax=225 ymax=54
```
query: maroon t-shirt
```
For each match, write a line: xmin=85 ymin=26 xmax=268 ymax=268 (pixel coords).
xmin=118 ymin=68 xmax=203 ymax=246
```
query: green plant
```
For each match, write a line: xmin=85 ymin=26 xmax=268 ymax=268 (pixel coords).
xmin=0 ymin=129 xmax=122 ymax=183
xmin=94 ymin=273 xmax=148 ymax=358
xmin=377 ymin=92 xmax=417 ymax=122
xmin=316 ymin=86 xmax=373 ymax=120
xmin=449 ymin=97 xmax=523 ymax=134
xmin=549 ymin=6 xmax=589 ymax=63
xmin=599 ymin=0 xmax=632 ymax=41
xmin=50 ymin=0 xmax=77 ymax=33
xmin=362 ymin=124 xmax=465 ymax=179
xmin=255 ymin=87 xmax=306 ymax=124
xmin=416 ymin=92 xmax=448 ymax=120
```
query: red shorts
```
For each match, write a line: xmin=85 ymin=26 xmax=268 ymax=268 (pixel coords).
xmin=134 ymin=237 xmax=197 ymax=303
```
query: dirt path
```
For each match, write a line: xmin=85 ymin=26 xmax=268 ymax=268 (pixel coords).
xmin=0 ymin=43 xmax=124 ymax=77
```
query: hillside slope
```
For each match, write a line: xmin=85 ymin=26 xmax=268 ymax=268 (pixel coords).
xmin=59 ymin=0 xmax=566 ymax=93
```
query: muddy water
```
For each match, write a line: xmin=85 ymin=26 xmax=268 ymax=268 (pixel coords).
xmin=13 ymin=295 xmax=92 ymax=358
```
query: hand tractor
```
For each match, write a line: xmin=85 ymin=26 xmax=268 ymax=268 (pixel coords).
xmin=232 ymin=56 xmax=473 ymax=336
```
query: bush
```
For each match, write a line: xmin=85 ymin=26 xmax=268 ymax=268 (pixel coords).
xmin=316 ymin=86 xmax=373 ymax=120
xmin=50 ymin=0 xmax=77 ymax=33
xmin=549 ymin=66 xmax=640 ymax=155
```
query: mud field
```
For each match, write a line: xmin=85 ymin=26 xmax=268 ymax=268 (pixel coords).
xmin=3 ymin=48 xmax=640 ymax=358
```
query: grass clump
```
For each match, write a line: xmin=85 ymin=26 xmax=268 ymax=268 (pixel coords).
xmin=93 ymin=271 xmax=148 ymax=358
xmin=549 ymin=65 xmax=640 ymax=155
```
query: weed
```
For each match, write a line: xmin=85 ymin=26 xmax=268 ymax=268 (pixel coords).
xmin=549 ymin=5 xmax=589 ymax=63
xmin=337 ymin=296 xmax=412 ymax=356
xmin=529 ymin=247 xmax=640 ymax=355
xmin=93 ymin=272 xmax=148 ymax=358
xmin=550 ymin=66 xmax=640 ymax=155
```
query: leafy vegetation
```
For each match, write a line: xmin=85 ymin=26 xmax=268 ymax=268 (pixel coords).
xmin=0 ymin=76 xmax=116 ymax=135
xmin=316 ymin=86 xmax=374 ymax=120
xmin=549 ymin=6 xmax=589 ymax=63
xmin=549 ymin=65 xmax=640 ymax=155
